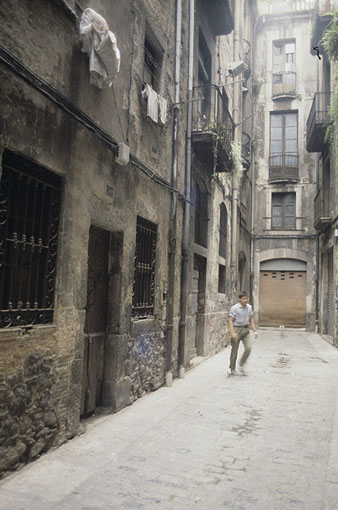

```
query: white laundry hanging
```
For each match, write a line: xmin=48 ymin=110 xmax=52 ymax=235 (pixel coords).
xmin=80 ymin=8 xmax=120 ymax=89
xmin=142 ymin=84 xmax=159 ymax=123
xmin=158 ymin=95 xmax=167 ymax=125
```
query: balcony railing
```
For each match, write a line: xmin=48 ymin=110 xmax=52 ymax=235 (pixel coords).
xmin=192 ymin=84 xmax=234 ymax=172
xmin=272 ymin=72 xmax=296 ymax=98
xmin=192 ymin=84 xmax=234 ymax=135
xmin=314 ymin=188 xmax=331 ymax=230
xmin=269 ymin=153 xmax=299 ymax=181
xmin=306 ymin=92 xmax=332 ymax=152
xmin=260 ymin=1 xmax=315 ymax=14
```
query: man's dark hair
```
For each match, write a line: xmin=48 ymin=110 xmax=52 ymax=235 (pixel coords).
xmin=238 ymin=291 xmax=248 ymax=298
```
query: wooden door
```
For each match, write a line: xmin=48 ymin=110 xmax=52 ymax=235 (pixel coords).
xmin=81 ymin=226 xmax=109 ymax=417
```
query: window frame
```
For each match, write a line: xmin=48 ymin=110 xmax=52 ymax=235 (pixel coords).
xmin=272 ymin=39 xmax=296 ymax=84
xmin=0 ymin=150 xmax=62 ymax=329
xmin=132 ymin=216 xmax=157 ymax=319
xmin=271 ymin=192 xmax=296 ymax=230
xmin=143 ymin=28 xmax=163 ymax=93
xmin=270 ymin=111 xmax=298 ymax=157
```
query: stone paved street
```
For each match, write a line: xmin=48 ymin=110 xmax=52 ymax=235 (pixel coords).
xmin=1 ymin=329 xmax=338 ymax=510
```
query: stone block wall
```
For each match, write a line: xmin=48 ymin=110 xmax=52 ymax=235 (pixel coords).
xmin=0 ymin=328 xmax=61 ymax=477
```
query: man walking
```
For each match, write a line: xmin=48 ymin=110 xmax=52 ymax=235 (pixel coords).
xmin=228 ymin=291 xmax=258 ymax=376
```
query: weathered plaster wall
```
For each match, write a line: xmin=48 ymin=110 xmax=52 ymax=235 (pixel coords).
xmin=0 ymin=0 xmax=186 ymax=476
xmin=252 ymin=9 xmax=318 ymax=330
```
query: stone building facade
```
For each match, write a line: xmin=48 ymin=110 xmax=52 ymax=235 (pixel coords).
xmin=307 ymin=0 xmax=338 ymax=346
xmin=0 ymin=0 xmax=258 ymax=476
xmin=252 ymin=0 xmax=319 ymax=330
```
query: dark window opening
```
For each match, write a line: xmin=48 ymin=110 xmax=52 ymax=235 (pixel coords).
xmin=132 ymin=216 xmax=157 ymax=319
xmin=219 ymin=203 xmax=227 ymax=258
xmin=198 ymin=30 xmax=211 ymax=85
xmin=218 ymin=265 xmax=226 ymax=294
xmin=194 ymin=182 xmax=208 ymax=248
xmin=271 ymin=192 xmax=296 ymax=229
xmin=144 ymin=32 xmax=163 ymax=92
xmin=0 ymin=150 xmax=62 ymax=328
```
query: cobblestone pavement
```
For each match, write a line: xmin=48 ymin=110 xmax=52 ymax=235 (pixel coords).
xmin=1 ymin=330 xmax=338 ymax=510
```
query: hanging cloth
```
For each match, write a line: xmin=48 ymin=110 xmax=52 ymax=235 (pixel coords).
xmin=80 ymin=8 xmax=120 ymax=89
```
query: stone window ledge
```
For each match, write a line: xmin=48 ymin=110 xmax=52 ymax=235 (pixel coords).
xmin=0 ymin=324 xmax=57 ymax=342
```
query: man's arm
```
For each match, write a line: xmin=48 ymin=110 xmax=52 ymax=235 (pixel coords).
xmin=250 ymin=315 xmax=258 ymax=338
xmin=229 ymin=316 xmax=238 ymax=339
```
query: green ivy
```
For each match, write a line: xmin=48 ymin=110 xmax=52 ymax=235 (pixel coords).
xmin=321 ymin=11 xmax=338 ymax=147
xmin=322 ymin=11 xmax=338 ymax=61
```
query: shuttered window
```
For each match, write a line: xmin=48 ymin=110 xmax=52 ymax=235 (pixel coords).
xmin=271 ymin=192 xmax=296 ymax=229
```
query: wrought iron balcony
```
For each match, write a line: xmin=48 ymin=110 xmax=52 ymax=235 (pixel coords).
xmin=272 ymin=72 xmax=296 ymax=99
xmin=306 ymin=92 xmax=332 ymax=153
xmin=269 ymin=153 xmax=299 ymax=182
xmin=314 ymin=188 xmax=331 ymax=230
xmin=192 ymin=84 xmax=234 ymax=172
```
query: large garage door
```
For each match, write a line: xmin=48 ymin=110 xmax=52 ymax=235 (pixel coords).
xmin=259 ymin=271 xmax=306 ymax=327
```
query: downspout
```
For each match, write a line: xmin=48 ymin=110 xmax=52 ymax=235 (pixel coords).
xmin=231 ymin=0 xmax=242 ymax=284
xmin=250 ymin=12 xmax=259 ymax=306
xmin=178 ymin=0 xmax=194 ymax=378
xmin=315 ymin=55 xmax=320 ymax=333
xmin=250 ymin=126 xmax=255 ymax=305
xmin=166 ymin=0 xmax=182 ymax=385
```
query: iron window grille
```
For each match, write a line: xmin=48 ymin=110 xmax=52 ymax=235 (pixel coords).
xmin=132 ymin=216 xmax=157 ymax=319
xmin=0 ymin=150 xmax=62 ymax=328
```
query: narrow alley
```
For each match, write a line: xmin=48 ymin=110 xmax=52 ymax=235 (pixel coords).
xmin=1 ymin=329 xmax=338 ymax=510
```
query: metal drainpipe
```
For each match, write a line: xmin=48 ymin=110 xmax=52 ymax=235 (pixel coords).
xmin=250 ymin=13 xmax=259 ymax=307
xmin=315 ymin=56 xmax=320 ymax=333
xmin=166 ymin=0 xmax=182 ymax=385
xmin=178 ymin=0 xmax=194 ymax=378
xmin=231 ymin=0 xmax=242 ymax=282
xmin=250 ymin=141 xmax=255 ymax=305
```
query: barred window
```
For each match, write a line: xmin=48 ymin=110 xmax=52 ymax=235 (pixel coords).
xmin=132 ymin=216 xmax=157 ymax=319
xmin=0 ymin=150 xmax=62 ymax=328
